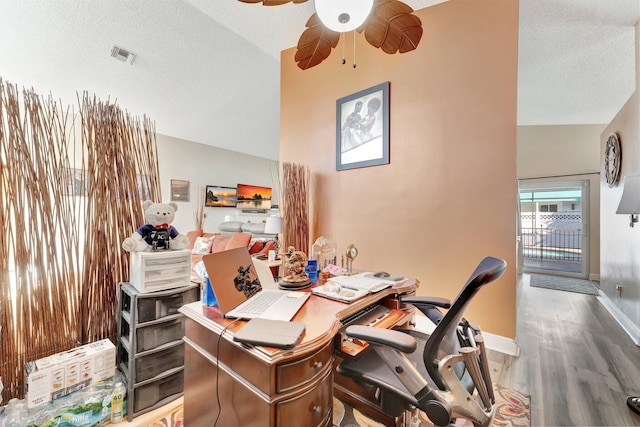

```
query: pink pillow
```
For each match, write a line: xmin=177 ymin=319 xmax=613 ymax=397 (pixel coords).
xmin=211 ymin=235 xmax=231 ymax=253
xmin=186 ymin=230 xmax=203 ymax=250
xmin=226 ymin=232 xmax=252 ymax=250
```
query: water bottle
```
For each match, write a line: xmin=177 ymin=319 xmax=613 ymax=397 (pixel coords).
xmin=110 ymin=382 xmax=126 ymax=423
xmin=5 ymin=400 xmax=26 ymax=427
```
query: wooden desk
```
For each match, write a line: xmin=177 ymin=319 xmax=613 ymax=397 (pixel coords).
xmin=179 ymin=278 xmax=418 ymax=427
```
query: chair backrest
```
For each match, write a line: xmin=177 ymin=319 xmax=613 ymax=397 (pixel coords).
xmin=423 ymin=256 xmax=507 ymax=390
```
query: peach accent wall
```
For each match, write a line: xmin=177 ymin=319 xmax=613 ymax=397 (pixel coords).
xmin=280 ymin=0 xmax=518 ymax=338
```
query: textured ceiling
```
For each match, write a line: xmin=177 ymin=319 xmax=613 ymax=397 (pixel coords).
xmin=0 ymin=0 xmax=638 ymax=161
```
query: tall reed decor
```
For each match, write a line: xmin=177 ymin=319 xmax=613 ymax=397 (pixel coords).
xmin=194 ymin=186 xmax=205 ymax=231
xmin=280 ymin=162 xmax=310 ymax=256
xmin=0 ymin=79 xmax=159 ymax=402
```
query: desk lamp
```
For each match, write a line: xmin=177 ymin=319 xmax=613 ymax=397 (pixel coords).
xmin=264 ymin=215 xmax=282 ymax=250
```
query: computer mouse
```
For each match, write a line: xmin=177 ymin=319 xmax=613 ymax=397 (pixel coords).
xmin=373 ymin=271 xmax=390 ymax=278
xmin=324 ymin=283 xmax=341 ymax=293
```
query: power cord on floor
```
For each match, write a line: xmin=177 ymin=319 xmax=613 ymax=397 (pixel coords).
xmin=213 ymin=318 xmax=240 ymax=427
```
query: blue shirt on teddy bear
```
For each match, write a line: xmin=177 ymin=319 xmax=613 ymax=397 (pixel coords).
xmin=137 ymin=224 xmax=179 ymax=248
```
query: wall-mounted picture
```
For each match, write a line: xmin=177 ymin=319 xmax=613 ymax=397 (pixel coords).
xmin=171 ymin=179 xmax=190 ymax=201
xmin=336 ymin=81 xmax=390 ymax=171
xmin=205 ymin=185 xmax=237 ymax=207
xmin=235 ymin=184 xmax=272 ymax=210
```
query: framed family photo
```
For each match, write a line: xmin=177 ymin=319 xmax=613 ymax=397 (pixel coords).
xmin=336 ymin=81 xmax=390 ymax=171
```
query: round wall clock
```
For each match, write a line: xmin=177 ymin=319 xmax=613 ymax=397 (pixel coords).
xmin=605 ymin=133 xmax=621 ymax=187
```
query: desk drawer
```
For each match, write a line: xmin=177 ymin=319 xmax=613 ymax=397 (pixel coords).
xmin=277 ymin=368 xmax=332 ymax=427
xmin=276 ymin=339 xmax=333 ymax=393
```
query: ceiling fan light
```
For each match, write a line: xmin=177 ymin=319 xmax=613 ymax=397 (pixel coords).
xmin=314 ymin=0 xmax=374 ymax=32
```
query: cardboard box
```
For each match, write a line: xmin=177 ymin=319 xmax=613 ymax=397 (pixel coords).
xmin=25 ymin=339 xmax=116 ymax=408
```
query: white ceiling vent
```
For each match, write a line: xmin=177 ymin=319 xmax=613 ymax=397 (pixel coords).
xmin=110 ymin=45 xmax=136 ymax=65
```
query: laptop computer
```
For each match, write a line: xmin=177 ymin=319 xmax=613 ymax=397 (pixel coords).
xmin=251 ymin=256 xmax=278 ymax=290
xmin=202 ymin=247 xmax=309 ymax=321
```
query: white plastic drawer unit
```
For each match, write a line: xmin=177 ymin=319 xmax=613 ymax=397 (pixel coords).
xmin=129 ymin=249 xmax=192 ymax=293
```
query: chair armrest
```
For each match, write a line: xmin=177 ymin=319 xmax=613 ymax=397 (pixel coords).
xmin=400 ymin=296 xmax=451 ymax=309
xmin=345 ymin=325 xmax=417 ymax=353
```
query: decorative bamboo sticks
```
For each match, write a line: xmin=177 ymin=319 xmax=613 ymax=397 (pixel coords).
xmin=0 ymin=80 xmax=159 ymax=403
xmin=281 ymin=162 xmax=310 ymax=255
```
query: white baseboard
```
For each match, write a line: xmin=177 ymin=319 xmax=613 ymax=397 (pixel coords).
xmin=597 ymin=291 xmax=640 ymax=346
xmin=482 ymin=331 xmax=520 ymax=357
xmin=414 ymin=315 xmax=520 ymax=357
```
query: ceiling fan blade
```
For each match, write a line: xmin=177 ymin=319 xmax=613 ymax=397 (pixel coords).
xmin=295 ymin=13 xmax=340 ymax=70
xmin=237 ymin=0 xmax=307 ymax=4
xmin=365 ymin=0 xmax=423 ymax=54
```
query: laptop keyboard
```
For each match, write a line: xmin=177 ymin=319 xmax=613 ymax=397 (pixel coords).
xmin=240 ymin=291 xmax=282 ymax=315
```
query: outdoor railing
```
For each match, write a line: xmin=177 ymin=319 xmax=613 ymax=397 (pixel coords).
xmin=521 ymin=227 xmax=582 ymax=261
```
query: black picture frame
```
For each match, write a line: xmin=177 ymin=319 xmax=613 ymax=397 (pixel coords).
xmin=205 ymin=185 xmax=237 ymax=207
xmin=336 ymin=81 xmax=390 ymax=171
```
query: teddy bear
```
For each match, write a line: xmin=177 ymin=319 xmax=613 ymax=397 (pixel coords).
xmin=122 ymin=200 xmax=190 ymax=252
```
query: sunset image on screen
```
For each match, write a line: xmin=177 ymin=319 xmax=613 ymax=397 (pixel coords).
xmin=205 ymin=186 xmax=237 ymax=207
xmin=236 ymin=184 xmax=272 ymax=210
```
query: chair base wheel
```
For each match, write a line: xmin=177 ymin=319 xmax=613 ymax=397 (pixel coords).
xmin=627 ymin=396 xmax=640 ymax=415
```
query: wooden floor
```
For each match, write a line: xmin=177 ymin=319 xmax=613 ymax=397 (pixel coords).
xmin=487 ymin=274 xmax=640 ymax=426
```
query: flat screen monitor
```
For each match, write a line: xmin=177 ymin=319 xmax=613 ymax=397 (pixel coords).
xmin=205 ymin=185 xmax=237 ymax=207
xmin=236 ymin=184 xmax=272 ymax=211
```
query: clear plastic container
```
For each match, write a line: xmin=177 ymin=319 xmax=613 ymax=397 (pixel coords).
xmin=136 ymin=289 xmax=199 ymax=323
xmin=136 ymin=317 xmax=185 ymax=352
xmin=134 ymin=345 xmax=184 ymax=383
xmin=132 ymin=370 xmax=183 ymax=414
xmin=311 ymin=236 xmax=337 ymax=271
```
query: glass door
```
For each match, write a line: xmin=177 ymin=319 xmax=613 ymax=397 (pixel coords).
xmin=518 ymin=180 xmax=589 ymax=278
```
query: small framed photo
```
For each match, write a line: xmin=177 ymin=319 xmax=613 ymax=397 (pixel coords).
xmin=336 ymin=81 xmax=390 ymax=171
xmin=170 ymin=179 xmax=190 ymax=202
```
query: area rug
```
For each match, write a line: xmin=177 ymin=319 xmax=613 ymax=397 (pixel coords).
xmin=333 ymin=384 xmax=530 ymax=427
xmin=529 ymin=273 xmax=599 ymax=295
xmin=148 ymin=406 xmax=183 ymax=427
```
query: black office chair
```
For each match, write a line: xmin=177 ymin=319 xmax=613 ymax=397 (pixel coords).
xmin=337 ymin=256 xmax=507 ymax=427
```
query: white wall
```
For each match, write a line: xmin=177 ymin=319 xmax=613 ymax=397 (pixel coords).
xmin=517 ymin=124 xmax=605 ymax=278
xmin=599 ymin=19 xmax=640 ymax=338
xmin=155 ymin=133 xmax=279 ymax=235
